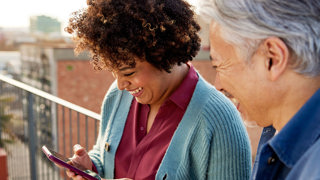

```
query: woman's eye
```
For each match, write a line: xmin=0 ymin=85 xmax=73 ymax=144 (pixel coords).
xmin=124 ymin=72 xmax=135 ymax=76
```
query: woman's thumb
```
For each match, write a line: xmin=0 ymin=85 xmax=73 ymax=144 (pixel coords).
xmin=73 ymin=144 xmax=86 ymax=156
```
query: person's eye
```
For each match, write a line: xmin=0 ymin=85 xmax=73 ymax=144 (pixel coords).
xmin=210 ymin=56 xmax=219 ymax=69
xmin=210 ymin=55 xmax=219 ymax=62
xmin=124 ymin=72 xmax=135 ymax=77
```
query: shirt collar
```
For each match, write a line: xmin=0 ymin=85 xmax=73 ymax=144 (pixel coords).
xmin=269 ymin=88 xmax=320 ymax=168
xmin=169 ymin=63 xmax=198 ymax=110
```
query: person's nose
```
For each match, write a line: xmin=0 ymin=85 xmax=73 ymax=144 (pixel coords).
xmin=213 ymin=72 xmax=223 ymax=91
xmin=116 ymin=77 xmax=130 ymax=90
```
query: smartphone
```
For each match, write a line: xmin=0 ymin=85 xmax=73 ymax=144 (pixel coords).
xmin=42 ymin=145 xmax=101 ymax=180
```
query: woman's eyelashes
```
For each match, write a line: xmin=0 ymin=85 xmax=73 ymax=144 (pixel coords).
xmin=124 ymin=72 xmax=135 ymax=77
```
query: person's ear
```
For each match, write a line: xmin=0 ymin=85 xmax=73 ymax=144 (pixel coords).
xmin=263 ymin=37 xmax=290 ymax=81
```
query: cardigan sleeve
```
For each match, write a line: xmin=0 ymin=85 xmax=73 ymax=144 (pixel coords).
xmin=88 ymin=81 xmax=119 ymax=177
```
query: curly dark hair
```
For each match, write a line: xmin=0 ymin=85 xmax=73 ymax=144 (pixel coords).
xmin=65 ymin=0 xmax=201 ymax=72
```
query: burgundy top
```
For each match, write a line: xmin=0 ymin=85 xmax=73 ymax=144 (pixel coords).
xmin=114 ymin=64 xmax=198 ymax=180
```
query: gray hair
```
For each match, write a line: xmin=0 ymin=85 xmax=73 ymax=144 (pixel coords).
xmin=199 ymin=0 xmax=320 ymax=77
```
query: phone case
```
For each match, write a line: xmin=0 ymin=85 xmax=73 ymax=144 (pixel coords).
xmin=42 ymin=145 xmax=101 ymax=180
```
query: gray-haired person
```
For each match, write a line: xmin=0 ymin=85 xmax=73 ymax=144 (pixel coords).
xmin=199 ymin=0 xmax=320 ymax=179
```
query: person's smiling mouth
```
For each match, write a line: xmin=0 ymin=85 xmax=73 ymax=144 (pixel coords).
xmin=128 ymin=87 xmax=143 ymax=96
xmin=220 ymin=90 xmax=240 ymax=110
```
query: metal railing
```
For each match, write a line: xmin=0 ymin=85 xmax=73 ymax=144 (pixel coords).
xmin=0 ymin=74 xmax=101 ymax=180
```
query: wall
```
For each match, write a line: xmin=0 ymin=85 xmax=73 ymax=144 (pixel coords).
xmin=57 ymin=60 xmax=111 ymax=113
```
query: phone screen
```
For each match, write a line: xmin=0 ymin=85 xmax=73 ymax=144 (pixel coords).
xmin=45 ymin=147 xmax=87 ymax=171
xmin=42 ymin=145 xmax=100 ymax=180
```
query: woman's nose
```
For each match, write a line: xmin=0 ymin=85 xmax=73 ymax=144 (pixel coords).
xmin=116 ymin=78 xmax=130 ymax=90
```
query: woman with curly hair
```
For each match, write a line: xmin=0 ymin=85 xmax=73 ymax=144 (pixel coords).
xmin=63 ymin=0 xmax=251 ymax=179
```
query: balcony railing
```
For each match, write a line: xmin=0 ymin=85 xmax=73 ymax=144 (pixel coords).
xmin=0 ymin=74 xmax=101 ymax=180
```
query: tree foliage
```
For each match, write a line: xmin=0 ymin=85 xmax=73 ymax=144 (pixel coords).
xmin=0 ymin=96 xmax=14 ymax=148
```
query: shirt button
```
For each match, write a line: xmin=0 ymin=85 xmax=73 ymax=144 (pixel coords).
xmin=105 ymin=142 xmax=110 ymax=152
xmin=267 ymin=157 xmax=276 ymax=164
xmin=140 ymin=127 xmax=144 ymax=131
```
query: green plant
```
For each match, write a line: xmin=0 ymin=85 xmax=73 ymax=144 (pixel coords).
xmin=0 ymin=96 xmax=15 ymax=149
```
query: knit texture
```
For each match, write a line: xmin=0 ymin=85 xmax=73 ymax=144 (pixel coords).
xmin=89 ymin=74 xmax=251 ymax=180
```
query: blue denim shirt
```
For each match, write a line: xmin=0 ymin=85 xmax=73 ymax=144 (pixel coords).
xmin=251 ymin=88 xmax=320 ymax=180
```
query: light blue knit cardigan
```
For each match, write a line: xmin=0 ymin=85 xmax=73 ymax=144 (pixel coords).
xmin=89 ymin=74 xmax=251 ymax=180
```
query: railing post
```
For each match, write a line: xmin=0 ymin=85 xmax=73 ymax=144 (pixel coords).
xmin=51 ymin=102 xmax=58 ymax=151
xmin=27 ymin=92 xmax=38 ymax=180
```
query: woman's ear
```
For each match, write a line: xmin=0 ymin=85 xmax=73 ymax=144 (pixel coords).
xmin=263 ymin=37 xmax=290 ymax=81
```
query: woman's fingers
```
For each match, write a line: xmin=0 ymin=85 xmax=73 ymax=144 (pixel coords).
xmin=70 ymin=144 xmax=93 ymax=170
xmin=66 ymin=169 xmax=86 ymax=180
xmin=66 ymin=169 xmax=76 ymax=177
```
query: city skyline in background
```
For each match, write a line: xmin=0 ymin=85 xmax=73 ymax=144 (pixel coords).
xmin=0 ymin=0 xmax=198 ymax=30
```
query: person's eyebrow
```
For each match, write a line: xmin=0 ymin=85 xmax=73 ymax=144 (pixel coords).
xmin=118 ymin=66 xmax=134 ymax=71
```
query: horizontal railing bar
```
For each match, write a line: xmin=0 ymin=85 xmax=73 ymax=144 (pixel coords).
xmin=0 ymin=74 xmax=101 ymax=120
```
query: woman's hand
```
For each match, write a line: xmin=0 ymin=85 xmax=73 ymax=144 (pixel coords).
xmin=66 ymin=144 xmax=133 ymax=180
xmin=66 ymin=144 xmax=94 ymax=179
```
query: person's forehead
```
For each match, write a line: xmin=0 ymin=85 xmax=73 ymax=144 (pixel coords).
xmin=209 ymin=21 xmax=221 ymax=43
xmin=209 ymin=22 xmax=225 ymax=58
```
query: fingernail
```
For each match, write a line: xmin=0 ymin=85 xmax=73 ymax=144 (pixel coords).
xmin=73 ymin=144 xmax=81 ymax=151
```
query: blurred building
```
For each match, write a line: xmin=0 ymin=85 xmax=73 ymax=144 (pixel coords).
xmin=19 ymin=42 xmax=112 ymax=112
xmin=0 ymin=27 xmax=33 ymax=51
xmin=29 ymin=15 xmax=61 ymax=35
xmin=18 ymin=42 xmax=110 ymax=151
xmin=0 ymin=51 xmax=21 ymax=79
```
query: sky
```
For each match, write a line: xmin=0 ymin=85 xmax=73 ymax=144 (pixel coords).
xmin=0 ymin=0 xmax=87 ymax=28
xmin=0 ymin=0 xmax=198 ymax=29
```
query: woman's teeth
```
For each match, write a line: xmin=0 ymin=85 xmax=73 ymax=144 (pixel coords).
xmin=129 ymin=87 xmax=142 ymax=94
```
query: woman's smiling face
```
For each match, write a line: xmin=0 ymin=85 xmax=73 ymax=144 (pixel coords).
xmin=112 ymin=60 xmax=176 ymax=106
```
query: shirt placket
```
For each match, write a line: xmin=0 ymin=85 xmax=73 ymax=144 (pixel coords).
xmin=255 ymin=145 xmax=282 ymax=180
